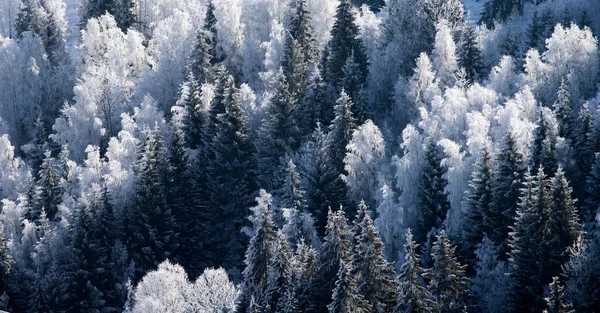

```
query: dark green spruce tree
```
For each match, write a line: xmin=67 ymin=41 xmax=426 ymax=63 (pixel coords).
xmin=238 ymin=190 xmax=277 ymax=313
xmin=257 ymin=70 xmax=302 ymax=190
xmin=289 ymin=240 xmax=318 ymax=312
xmin=325 ymin=0 xmax=368 ymax=93
xmin=508 ymin=168 xmax=550 ymax=313
xmin=458 ymin=22 xmax=483 ymax=83
xmin=125 ymin=127 xmax=178 ymax=281
xmin=204 ymin=0 xmax=223 ymax=64
xmin=462 ymin=145 xmax=495 ymax=271
xmin=424 ymin=230 xmax=470 ymax=313
xmin=572 ymin=103 xmax=594 ymax=218
xmin=204 ymin=72 xmax=257 ymax=272
xmin=416 ymin=139 xmax=451 ymax=244
xmin=282 ymin=0 xmax=316 ymax=99
xmin=327 ymin=260 xmax=370 ymax=313
xmin=168 ymin=119 xmax=203 ymax=278
xmin=267 ymin=232 xmax=292 ymax=312
xmin=584 ymin=153 xmax=600 ymax=224
xmin=351 ymin=201 xmax=398 ymax=312
xmin=540 ymin=167 xmax=581 ymax=285
xmin=30 ymin=150 xmax=63 ymax=223
xmin=395 ymin=229 xmax=432 ymax=313
xmin=300 ymin=65 xmax=330 ymax=135
xmin=322 ymin=90 xmax=357 ymax=215
xmin=67 ymin=198 xmax=105 ymax=312
xmin=491 ymin=132 xmax=525 ymax=258
xmin=310 ymin=208 xmax=353 ymax=313
xmin=189 ymin=28 xmax=216 ymax=84
xmin=553 ymin=79 xmax=573 ymax=140
xmin=340 ymin=53 xmax=369 ymax=123
xmin=530 ymin=108 xmax=558 ymax=176
xmin=301 ymin=123 xmax=331 ymax=234
xmin=91 ymin=184 xmax=129 ymax=311
xmin=29 ymin=117 xmax=49 ymax=181
xmin=480 ymin=0 xmax=523 ymax=27
xmin=83 ymin=0 xmax=136 ymax=31
xmin=178 ymin=72 xmax=206 ymax=150
xmin=543 ymin=277 xmax=574 ymax=313
xmin=279 ymin=159 xmax=318 ymax=249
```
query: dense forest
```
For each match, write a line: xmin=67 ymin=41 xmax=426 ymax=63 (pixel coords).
xmin=0 ymin=0 xmax=599 ymax=312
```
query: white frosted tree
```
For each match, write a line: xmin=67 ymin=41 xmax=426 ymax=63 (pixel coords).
xmin=374 ymin=182 xmax=403 ymax=263
xmin=432 ymin=20 xmax=459 ymax=88
xmin=524 ymin=23 xmax=599 ymax=106
xmin=136 ymin=9 xmax=196 ymax=113
xmin=343 ymin=120 xmax=385 ymax=208
xmin=0 ymin=34 xmax=47 ymax=149
xmin=471 ymin=236 xmax=511 ymax=313
xmin=190 ymin=267 xmax=239 ymax=313
xmin=405 ymin=52 xmax=440 ymax=112
xmin=487 ymin=55 xmax=520 ymax=100
xmin=51 ymin=14 xmax=146 ymax=161
xmin=129 ymin=260 xmax=238 ymax=313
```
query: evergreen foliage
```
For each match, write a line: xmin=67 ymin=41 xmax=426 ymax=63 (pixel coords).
xmin=310 ymin=208 xmax=353 ymax=313
xmin=491 ymin=133 xmax=526 ymax=258
xmin=416 ymin=139 xmax=451 ymax=244
xmin=395 ymin=229 xmax=432 ymax=313
xmin=462 ymin=145 xmax=495 ymax=266
xmin=239 ymin=190 xmax=278 ymax=312
xmin=481 ymin=0 xmax=523 ymax=27
xmin=351 ymin=201 xmax=398 ymax=312
xmin=325 ymin=0 xmax=368 ymax=92
xmin=125 ymin=127 xmax=178 ymax=281
xmin=543 ymin=277 xmax=574 ymax=313
xmin=424 ymin=230 xmax=470 ymax=313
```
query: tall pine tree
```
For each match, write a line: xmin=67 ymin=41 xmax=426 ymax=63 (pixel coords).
xmin=530 ymin=108 xmax=558 ymax=176
xmin=491 ymin=132 xmax=525 ymax=258
xmin=541 ymin=167 xmax=581 ymax=281
xmin=282 ymin=0 xmax=316 ymax=99
xmin=416 ymin=139 xmax=451 ymax=244
xmin=543 ymin=277 xmax=574 ymax=313
xmin=168 ymin=119 xmax=203 ymax=278
xmin=239 ymin=190 xmax=277 ymax=312
xmin=424 ymin=230 xmax=470 ymax=313
xmin=310 ymin=208 xmax=353 ymax=313
xmin=462 ymin=144 xmax=495 ymax=267
xmin=204 ymin=72 xmax=257 ymax=272
xmin=257 ymin=69 xmax=302 ymax=190
xmin=480 ymin=0 xmax=523 ymax=27
xmin=553 ymin=79 xmax=573 ymax=140
xmin=125 ymin=127 xmax=178 ymax=281
xmin=457 ymin=22 xmax=482 ymax=83
xmin=395 ymin=229 xmax=433 ymax=313
xmin=327 ymin=260 xmax=370 ymax=313
xmin=325 ymin=0 xmax=368 ymax=92
xmin=351 ymin=201 xmax=398 ymax=312
xmin=67 ymin=197 xmax=106 ymax=312
xmin=30 ymin=150 xmax=63 ymax=223
xmin=508 ymin=168 xmax=549 ymax=313
xmin=322 ymin=91 xmax=357 ymax=216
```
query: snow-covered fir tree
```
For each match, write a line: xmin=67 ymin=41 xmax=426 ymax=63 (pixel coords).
xmin=239 ymin=190 xmax=277 ymax=312
xmin=327 ymin=260 xmax=370 ymax=313
xmin=351 ymin=201 xmax=397 ymax=312
xmin=424 ymin=230 xmax=470 ymax=313
xmin=543 ymin=277 xmax=574 ymax=313
xmin=311 ymin=208 xmax=353 ymax=313
xmin=416 ymin=139 xmax=451 ymax=244
xmin=125 ymin=127 xmax=178 ymax=281
xmin=395 ymin=229 xmax=433 ymax=313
